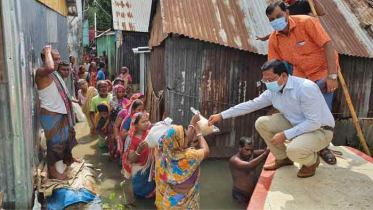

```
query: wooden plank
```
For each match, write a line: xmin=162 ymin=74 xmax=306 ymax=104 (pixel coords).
xmin=0 ymin=191 xmax=3 ymax=209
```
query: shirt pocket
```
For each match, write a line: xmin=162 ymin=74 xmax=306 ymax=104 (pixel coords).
xmin=296 ymin=39 xmax=318 ymax=56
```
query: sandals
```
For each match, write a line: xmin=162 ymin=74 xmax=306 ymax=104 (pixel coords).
xmin=319 ymin=147 xmax=337 ymax=165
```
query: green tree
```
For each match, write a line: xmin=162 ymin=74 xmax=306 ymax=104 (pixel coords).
xmin=85 ymin=0 xmax=113 ymax=32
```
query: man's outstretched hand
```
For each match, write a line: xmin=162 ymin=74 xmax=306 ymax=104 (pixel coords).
xmin=208 ymin=114 xmax=222 ymax=126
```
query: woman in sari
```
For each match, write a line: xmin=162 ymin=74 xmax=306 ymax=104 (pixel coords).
xmin=107 ymin=85 xmax=129 ymax=159
xmin=114 ymin=94 xmax=146 ymax=154
xmin=94 ymin=102 xmax=116 ymax=160
xmin=109 ymin=84 xmax=129 ymax=112
xmin=155 ymin=115 xmax=210 ymax=209
xmin=124 ymin=93 xmax=145 ymax=110
xmin=119 ymin=66 xmax=132 ymax=89
xmin=88 ymin=62 xmax=98 ymax=87
xmin=122 ymin=112 xmax=155 ymax=198
xmin=82 ymin=86 xmax=98 ymax=134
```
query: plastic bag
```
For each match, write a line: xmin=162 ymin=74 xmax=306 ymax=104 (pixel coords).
xmin=191 ymin=107 xmax=220 ymax=136
xmin=72 ymin=101 xmax=86 ymax=122
xmin=145 ymin=117 xmax=173 ymax=148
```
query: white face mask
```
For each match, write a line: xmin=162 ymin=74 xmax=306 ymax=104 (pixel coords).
xmin=264 ymin=75 xmax=284 ymax=92
xmin=270 ymin=17 xmax=288 ymax=31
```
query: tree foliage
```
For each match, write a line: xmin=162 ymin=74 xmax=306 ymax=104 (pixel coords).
xmin=85 ymin=0 xmax=113 ymax=31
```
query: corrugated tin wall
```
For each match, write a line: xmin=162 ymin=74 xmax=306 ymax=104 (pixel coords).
xmin=333 ymin=118 xmax=373 ymax=152
xmin=163 ymin=37 xmax=268 ymax=158
xmin=118 ymin=32 xmax=149 ymax=84
xmin=0 ymin=3 xmax=15 ymax=207
xmin=0 ymin=0 xmax=69 ymax=207
xmin=333 ymin=55 xmax=373 ymax=118
xmin=68 ymin=0 xmax=83 ymax=62
xmin=164 ymin=37 xmax=203 ymax=126
xmin=97 ymin=34 xmax=116 ymax=79
xmin=149 ymin=41 xmax=165 ymax=94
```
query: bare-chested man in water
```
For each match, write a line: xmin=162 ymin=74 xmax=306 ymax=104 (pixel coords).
xmin=229 ymin=137 xmax=269 ymax=205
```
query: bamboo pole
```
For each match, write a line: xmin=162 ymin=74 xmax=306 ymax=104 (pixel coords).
xmin=308 ymin=0 xmax=371 ymax=157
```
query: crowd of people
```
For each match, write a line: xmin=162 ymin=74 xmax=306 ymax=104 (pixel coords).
xmin=35 ymin=0 xmax=340 ymax=208
xmin=36 ymin=45 xmax=211 ymax=209
xmin=77 ymin=57 xmax=211 ymax=209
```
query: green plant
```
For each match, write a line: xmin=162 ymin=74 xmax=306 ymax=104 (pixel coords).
xmin=85 ymin=0 xmax=113 ymax=31
xmin=101 ymin=180 xmax=128 ymax=209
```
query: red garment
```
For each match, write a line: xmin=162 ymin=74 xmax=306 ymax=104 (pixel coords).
xmin=122 ymin=113 xmax=151 ymax=178
xmin=89 ymin=72 xmax=97 ymax=86
xmin=129 ymin=136 xmax=150 ymax=165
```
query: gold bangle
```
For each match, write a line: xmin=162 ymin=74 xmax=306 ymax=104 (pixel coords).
xmin=135 ymin=151 xmax=141 ymax=156
xmin=196 ymin=133 xmax=202 ymax=138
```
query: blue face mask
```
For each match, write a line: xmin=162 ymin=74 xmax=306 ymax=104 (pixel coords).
xmin=270 ymin=17 xmax=288 ymax=31
xmin=265 ymin=76 xmax=284 ymax=92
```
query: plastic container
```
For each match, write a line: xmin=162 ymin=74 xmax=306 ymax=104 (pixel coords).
xmin=191 ymin=107 xmax=220 ymax=136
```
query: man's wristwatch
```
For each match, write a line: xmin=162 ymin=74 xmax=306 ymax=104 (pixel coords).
xmin=328 ymin=74 xmax=338 ymax=80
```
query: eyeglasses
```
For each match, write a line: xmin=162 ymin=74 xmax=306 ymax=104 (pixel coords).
xmin=261 ymin=75 xmax=282 ymax=83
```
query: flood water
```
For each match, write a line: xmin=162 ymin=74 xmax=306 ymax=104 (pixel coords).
xmin=73 ymin=122 xmax=244 ymax=209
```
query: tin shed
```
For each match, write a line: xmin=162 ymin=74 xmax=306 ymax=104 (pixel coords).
xmin=96 ymin=31 xmax=116 ymax=79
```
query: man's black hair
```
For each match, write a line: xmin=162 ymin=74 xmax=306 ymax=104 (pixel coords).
xmin=261 ymin=59 xmax=288 ymax=76
xmin=266 ymin=1 xmax=287 ymax=16
xmin=99 ymin=61 xmax=106 ymax=68
xmin=239 ymin=137 xmax=254 ymax=148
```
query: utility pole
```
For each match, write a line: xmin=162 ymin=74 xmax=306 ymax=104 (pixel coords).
xmin=94 ymin=12 xmax=97 ymax=37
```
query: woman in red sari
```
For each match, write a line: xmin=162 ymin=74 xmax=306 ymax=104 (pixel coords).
xmin=122 ymin=112 xmax=155 ymax=198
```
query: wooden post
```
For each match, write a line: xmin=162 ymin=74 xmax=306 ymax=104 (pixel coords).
xmin=308 ymin=0 xmax=372 ymax=157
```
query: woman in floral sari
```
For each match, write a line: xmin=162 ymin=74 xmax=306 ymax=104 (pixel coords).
xmin=155 ymin=115 xmax=210 ymax=209
xmin=122 ymin=112 xmax=155 ymax=198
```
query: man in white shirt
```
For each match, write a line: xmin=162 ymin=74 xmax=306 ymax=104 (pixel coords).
xmin=208 ymin=59 xmax=334 ymax=178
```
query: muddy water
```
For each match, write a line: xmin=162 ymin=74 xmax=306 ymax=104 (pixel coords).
xmin=73 ymin=122 xmax=244 ymax=209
